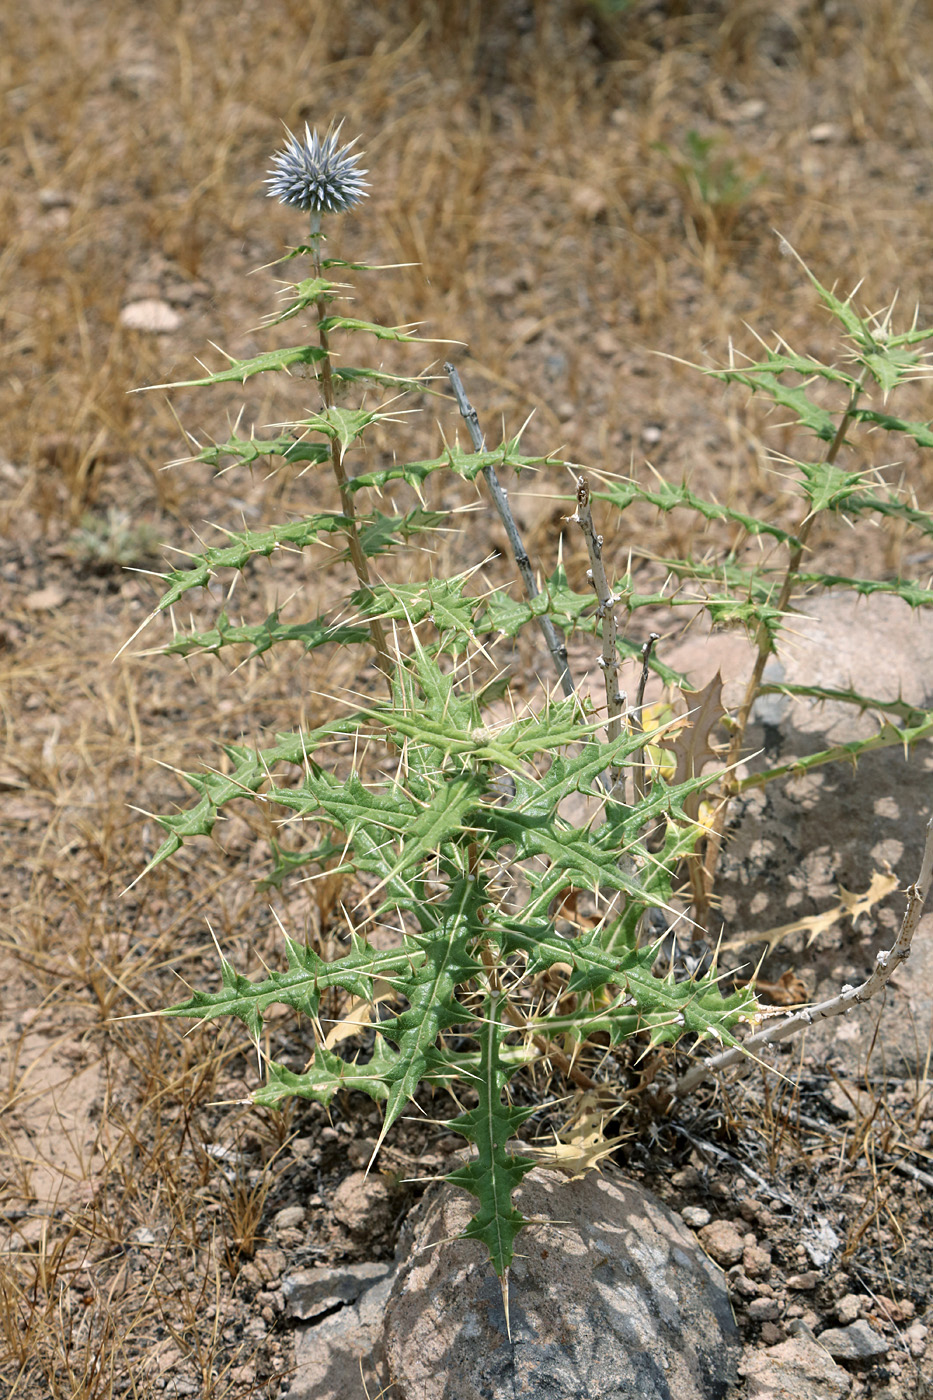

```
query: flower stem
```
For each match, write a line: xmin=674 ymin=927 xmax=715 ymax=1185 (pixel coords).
xmin=311 ymin=234 xmax=393 ymax=687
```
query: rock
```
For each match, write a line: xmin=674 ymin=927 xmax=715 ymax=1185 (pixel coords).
xmin=681 ymin=1206 xmax=712 ymax=1228
xmin=330 ymin=1169 xmax=397 ymax=1239
xmin=570 ymin=183 xmax=607 ymax=219
xmin=383 ymin=1169 xmax=739 ymax=1400
xmin=835 ymin=1293 xmax=863 ymax=1324
xmin=272 ymin=1204 xmax=305 ymax=1231
xmin=809 ymin=122 xmax=843 ymax=143
xmin=871 ymin=1294 xmax=914 ymax=1323
xmin=817 ymin=1319 xmax=890 ymax=1360
xmin=905 ymin=1321 xmax=928 ymax=1357
xmin=697 ymin=1220 xmax=746 ymax=1268
xmin=786 ymin=1271 xmax=820 ymax=1290
xmin=742 ymin=1333 xmax=852 ymax=1398
xmin=283 ymin=1261 xmax=394 ymax=1321
xmin=660 ymin=593 xmax=933 ymax=1066
xmin=801 ymin=1218 xmax=841 ymax=1269
xmin=236 ymin=1247 xmax=286 ymax=1296
xmin=748 ymin=1297 xmax=783 ymax=1322
xmin=743 ymin=1243 xmax=772 ymax=1279
xmin=25 ymin=585 xmax=66 ymax=611
xmin=289 ymin=1264 xmax=396 ymax=1400
xmin=119 ymin=299 xmax=182 ymax=333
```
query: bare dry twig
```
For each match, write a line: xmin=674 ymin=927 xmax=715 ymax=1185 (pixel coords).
xmin=572 ymin=474 xmax=627 ymax=798
xmin=445 ymin=362 xmax=575 ymax=700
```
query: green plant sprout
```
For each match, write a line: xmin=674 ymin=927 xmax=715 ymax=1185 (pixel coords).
xmin=656 ymin=128 xmax=763 ymax=246
xmin=67 ymin=508 xmax=162 ymax=572
xmin=132 ymin=126 xmax=933 ymax=1306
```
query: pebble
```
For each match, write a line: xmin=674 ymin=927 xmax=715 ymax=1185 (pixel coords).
xmin=808 ymin=122 xmax=843 ymax=143
xmin=743 ymin=1243 xmax=772 ymax=1279
xmin=698 ymin=1219 xmax=747 ymax=1267
xmin=786 ymin=1271 xmax=820 ymax=1291
xmin=119 ymin=299 xmax=182 ymax=333
xmin=26 ymin=586 xmax=66 ymax=611
xmin=835 ymin=1292 xmax=862 ymax=1324
xmin=905 ymin=1322 xmax=928 ymax=1357
xmin=817 ymin=1319 xmax=890 ymax=1360
xmin=743 ymin=1332 xmax=851 ymax=1400
xmin=748 ymin=1296 xmax=783 ymax=1322
xmin=273 ymin=1205 xmax=306 ymax=1230
xmin=680 ymin=1206 xmax=711 ymax=1229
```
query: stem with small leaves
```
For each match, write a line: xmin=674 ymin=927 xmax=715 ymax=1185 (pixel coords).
xmin=311 ymin=233 xmax=393 ymax=685
xmin=695 ymin=380 xmax=864 ymax=928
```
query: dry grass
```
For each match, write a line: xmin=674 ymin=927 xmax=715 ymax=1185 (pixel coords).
xmin=3 ymin=0 xmax=933 ymax=1393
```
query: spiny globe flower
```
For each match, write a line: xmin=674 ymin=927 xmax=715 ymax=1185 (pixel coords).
xmin=266 ymin=122 xmax=369 ymax=215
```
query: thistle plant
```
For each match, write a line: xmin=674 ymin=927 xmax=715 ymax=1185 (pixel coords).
xmin=133 ymin=123 xmax=760 ymax=1295
xmin=135 ymin=126 xmax=933 ymax=1302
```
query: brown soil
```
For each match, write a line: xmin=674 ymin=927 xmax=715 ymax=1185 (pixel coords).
xmin=2 ymin=2 xmax=933 ymax=1396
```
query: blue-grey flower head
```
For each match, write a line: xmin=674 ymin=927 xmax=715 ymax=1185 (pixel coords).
xmin=266 ymin=122 xmax=369 ymax=215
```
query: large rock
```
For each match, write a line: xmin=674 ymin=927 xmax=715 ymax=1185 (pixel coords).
xmin=742 ymin=1330 xmax=852 ymax=1399
xmin=382 ymin=1168 xmax=740 ymax=1400
xmin=658 ymin=592 xmax=933 ymax=1073
xmin=286 ymin=1262 xmax=394 ymax=1400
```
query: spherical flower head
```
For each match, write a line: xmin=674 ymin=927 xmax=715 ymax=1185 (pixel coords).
xmin=266 ymin=121 xmax=369 ymax=216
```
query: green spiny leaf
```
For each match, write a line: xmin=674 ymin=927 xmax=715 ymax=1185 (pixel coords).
xmin=141 ymin=344 xmax=326 ymax=391
xmin=443 ymin=992 xmax=538 ymax=1277
xmin=599 ymin=478 xmax=801 ymax=544
xmin=165 ymin=611 xmax=370 ymax=659
xmin=194 ymin=435 xmax=331 ymax=471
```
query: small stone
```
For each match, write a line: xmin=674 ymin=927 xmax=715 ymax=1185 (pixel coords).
xmin=346 ymin=1136 xmax=377 ymax=1169
xmin=273 ymin=1205 xmax=305 ymax=1231
xmin=905 ymin=1322 xmax=928 ymax=1357
xmin=836 ymin=1293 xmax=863 ymax=1324
xmin=870 ymin=1294 xmax=914 ymax=1324
xmin=641 ymin=423 xmax=663 ymax=446
xmin=801 ymin=1218 xmax=840 ymax=1267
xmin=570 ymin=183 xmax=607 ymax=219
xmin=26 ymin=586 xmax=66 ymax=611
xmin=250 ymin=1248 xmax=286 ymax=1286
xmin=760 ymin=1322 xmax=785 ymax=1346
xmin=744 ymin=1243 xmax=772 ymax=1279
xmin=809 ymin=122 xmax=842 ymax=143
xmin=284 ymin=1262 xmax=393 ymax=1321
xmin=39 ymin=187 xmax=73 ymax=210
xmin=732 ymin=1270 xmax=758 ymax=1300
xmin=698 ymin=1219 xmax=746 ymax=1267
xmin=680 ymin=1206 xmax=711 ymax=1229
xmin=817 ymin=1319 xmax=889 ymax=1360
xmin=748 ymin=1296 xmax=783 ymax=1322
xmin=787 ymin=1271 xmax=820 ymax=1291
xmin=330 ymin=1171 xmax=396 ymax=1239
xmin=119 ymin=299 xmax=182 ymax=333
